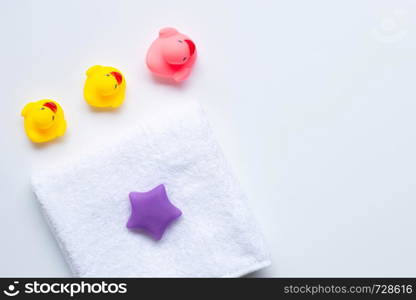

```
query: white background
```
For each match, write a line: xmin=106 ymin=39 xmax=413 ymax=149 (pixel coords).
xmin=0 ymin=0 xmax=415 ymax=277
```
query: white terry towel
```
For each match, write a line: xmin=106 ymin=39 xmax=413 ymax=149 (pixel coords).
xmin=32 ymin=102 xmax=271 ymax=277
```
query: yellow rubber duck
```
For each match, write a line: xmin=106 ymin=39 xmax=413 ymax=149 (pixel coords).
xmin=84 ymin=65 xmax=126 ymax=108
xmin=21 ymin=99 xmax=67 ymax=143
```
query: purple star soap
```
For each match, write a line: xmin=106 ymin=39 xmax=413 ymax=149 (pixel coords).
xmin=126 ymin=184 xmax=182 ymax=240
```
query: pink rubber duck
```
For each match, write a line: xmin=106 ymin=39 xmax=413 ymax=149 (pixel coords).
xmin=146 ymin=27 xmax=197 ymax=82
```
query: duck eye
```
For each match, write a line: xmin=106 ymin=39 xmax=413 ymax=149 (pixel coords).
xmin=52 ymin=116 xmax=55 ymax=121
xmin=183 ymin=57 xmax=187 ymax=61
xmin=40 ymin=107 xmax=45 ymax=110
xmin=114 ymin=84 xmax=117 ymax=89
xmin=178 ymin=40 xmax=183 ymax=43
xmin=105 ymin=74 xmax=110 ymax=76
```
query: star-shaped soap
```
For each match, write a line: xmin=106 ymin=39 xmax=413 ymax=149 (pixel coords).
xmin=126 ymin=184 xmax=182 ymax=240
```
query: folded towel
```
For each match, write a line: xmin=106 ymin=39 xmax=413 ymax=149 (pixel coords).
xmin=32 ymin=101 xmax=270 ymax=277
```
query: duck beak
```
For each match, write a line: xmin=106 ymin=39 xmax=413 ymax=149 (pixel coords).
xmin=110 ymin=72 xmax=123 ymax=85
xmin=185 ymin=39 xmax=196 ymax=56
xmin=43 ymin=102 xmax=57 ymax=113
